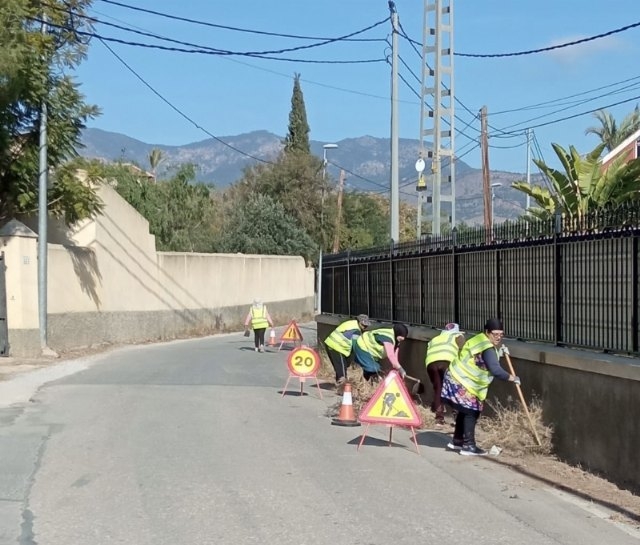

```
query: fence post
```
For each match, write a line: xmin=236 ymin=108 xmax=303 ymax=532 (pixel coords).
xmin=366 ymin=262 xmax=371 ymax=318
xmin=452 ymin=227 xmax=459 ymax=323
xmin=632 ymin=235 xmax=638 ymax=353
xmin=346 ymin=250 xmax=351 ymax=317
xmin=554 ymin=211 xmax=563 ymax=345
xmin=389 ymin=240 xmax=394 ymax=322
xmin=496 ymin=248 xmax=502 ymax=320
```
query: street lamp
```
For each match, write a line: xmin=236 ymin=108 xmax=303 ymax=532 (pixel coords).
xmin=491 ymin=182 xmax=502 ymax=233
xmin=318 ymin=143 xmax=338 ymax=314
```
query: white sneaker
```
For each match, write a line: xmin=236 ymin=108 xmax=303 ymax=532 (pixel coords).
xmin=254 ymin=347 xmax=259 ymax=352
xmin=446 ymin=442 xmax=462 ymax=451
xmin=259 ymin=345 xmax=265 ymax=352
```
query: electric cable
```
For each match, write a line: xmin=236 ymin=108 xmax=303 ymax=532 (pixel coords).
xmin=95 ymin=0 xmax=387 ymax=42
xmin=98 ymin=39 xmax=275 ymax=164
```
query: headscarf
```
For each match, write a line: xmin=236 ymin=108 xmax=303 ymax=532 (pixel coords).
xmin=393 ymin=323 xmax=409 ymax=348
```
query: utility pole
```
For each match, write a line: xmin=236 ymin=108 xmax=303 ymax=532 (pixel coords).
xmin=389 ymin=1 xmax=400 ymax=243
xmin=526 ymin=128 xmax=531 ymax=212
xmin=422 ymin=0 xmax=455 ymax=236
xmin=480 ymin=106 xmax=491 ymax=232
xmin=332 ymin=169 xmax=346 ymax=253
xmin=38 ymin=14 xmax=52 ymax=354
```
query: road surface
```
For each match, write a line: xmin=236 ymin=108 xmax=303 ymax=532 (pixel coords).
xmin=0 ymin=325 xmax=637 ymax=544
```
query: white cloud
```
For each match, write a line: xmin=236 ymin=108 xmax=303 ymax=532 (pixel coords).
xmin=546 ymin=35 xmax=624 ymax=64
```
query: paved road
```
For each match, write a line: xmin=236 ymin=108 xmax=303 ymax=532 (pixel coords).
xmin=0 ymin=325 xmax=637 ymax=544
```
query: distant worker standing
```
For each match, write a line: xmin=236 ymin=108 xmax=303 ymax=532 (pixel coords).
xmin=441 ymin=318 xmax=520 ymax=456
xmin=353 ymin=324 xmax=409 ymax=381
xmin=425 ymin=323 xmax=465 ymax=427
xmin=323 ymin=314 xmax=370 ymax=391
xmin=244 ymin=299 xmax=274 ymax=353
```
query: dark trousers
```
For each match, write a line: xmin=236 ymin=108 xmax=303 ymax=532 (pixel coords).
xmin=327 ymin=348 xmax=348 ymax=381
xmin=449 ymin=403 xmax=481 ymax=447
xmin=253 ymin=328 xmax=266 ymax=348
xmin=427 ymin=360 xmax=449 ymax=421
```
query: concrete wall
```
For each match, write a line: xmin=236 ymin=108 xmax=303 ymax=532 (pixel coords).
xmin=316 ymin=314 xmax=640 ymax=494
xmin=1 ymin=184 xmax=314 ymax=356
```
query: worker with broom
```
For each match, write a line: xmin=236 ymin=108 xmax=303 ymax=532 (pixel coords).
xmin=425 ymin=323 xmax=465 ymax=427
xmin=352 ymin=323 xmax=409 ymax=382
xmin=441 ymin=318 xmax=520 ymax=456
xmin=323 ymin=314 xmax=371 ymax=392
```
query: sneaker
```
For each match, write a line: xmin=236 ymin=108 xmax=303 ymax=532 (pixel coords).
xmin=460 ymin=445 xmax=487 ymax=456
xmin=446 ymin=441 xmax=463 ymax=451
xmin=254 ymin=347 xmax=259 ymax=352
xmin=259 ymin=345 xmax=265 ymax=353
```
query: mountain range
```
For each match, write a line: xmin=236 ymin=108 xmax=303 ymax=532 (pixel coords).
xmin=78 ymin=127 xmax=536 ymax=225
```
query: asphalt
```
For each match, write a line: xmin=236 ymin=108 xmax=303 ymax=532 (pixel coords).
xmin=0 ymin=324 xmax=637 ymax=544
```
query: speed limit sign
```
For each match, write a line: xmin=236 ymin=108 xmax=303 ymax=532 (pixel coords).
xmin=287 ymin=346 xmax=320 ymax=377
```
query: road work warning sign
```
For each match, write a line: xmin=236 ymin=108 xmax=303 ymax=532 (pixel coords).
xmin=280 ymin=320 xmax=303 ymax=342
xmin=359 ymin=371 xmax=421 ymax=427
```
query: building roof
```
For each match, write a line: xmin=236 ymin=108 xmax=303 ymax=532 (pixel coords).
xmin=601 ymin=128 xmax=640 ymax=165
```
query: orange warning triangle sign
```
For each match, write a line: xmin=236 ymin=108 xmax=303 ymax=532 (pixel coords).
xmin=280 ymin=320 xmax=303 ymax=342
xmin=359 ymin=371 xmax=422 ymax=427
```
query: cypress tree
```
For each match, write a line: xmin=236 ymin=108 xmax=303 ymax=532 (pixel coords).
xmin=284 ymin=73 xmax=310 ymax=154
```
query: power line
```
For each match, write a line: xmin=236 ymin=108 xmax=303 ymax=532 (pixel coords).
xmin=47 ymin=5 xmax=390 ymax=58
xmin=491 ymin=73 xmax=640 ymax=116
xmin=506 ymin=93 xmax=640 ymax=132
xmin=98 ymin=39 xmax=274 ymax=165
xmin=84 ymin=6 xmax=416 ymax=106
xmin=456 ymin=20 xmax=640 ymax=58
xmin=496 ymin=81 xmax=640 ymax=132
xmin=96 ymin=0 xmax=386 ymax=42
xmin=32 ymin=18 xmax=387 ymax=64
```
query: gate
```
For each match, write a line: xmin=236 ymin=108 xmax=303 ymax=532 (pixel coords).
xmin=0 ymin=252 xmax=8 ymax=356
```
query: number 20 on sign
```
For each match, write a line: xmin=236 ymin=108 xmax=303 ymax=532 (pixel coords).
xmin=281 ymin=346 xmax=323 ymax=399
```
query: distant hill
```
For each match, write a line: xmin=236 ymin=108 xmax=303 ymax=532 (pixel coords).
xmin=78 ymin=127 xmax=536 ymax=224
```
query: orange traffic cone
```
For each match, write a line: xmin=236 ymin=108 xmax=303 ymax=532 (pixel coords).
xmin=331 ymin=383 xmax=361 ymax=427
xmin=268 ymin=328 xmax=276 ymax=347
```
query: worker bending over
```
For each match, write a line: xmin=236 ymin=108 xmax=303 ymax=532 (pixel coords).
xmin=324 ymin=314 xmax=370 ymax=391
xmin=353 ymin=324 xmax=409 ymax=381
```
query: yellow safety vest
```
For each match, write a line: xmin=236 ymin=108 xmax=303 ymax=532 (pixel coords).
xmin=324 ymin=319 xmax=360 ymax=357
xmin=425 ymin=331 xmax=460 ymax=366
xmin=356 ymin=328 xmax=395 ymax=361
xmin=250 ymin=305 xmax=269 ymax=329
xmin=447 ymin=333 xmax=496 ymax=401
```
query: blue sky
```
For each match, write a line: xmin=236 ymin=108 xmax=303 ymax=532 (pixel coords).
xmin=75 ymin=0 xmax=640 ymax=175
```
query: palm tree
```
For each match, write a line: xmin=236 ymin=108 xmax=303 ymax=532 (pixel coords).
xmin=512 ymin=142 xmax=640 ymax=222
xmin=148 ymin=148 xmax=165 ymax=181
xmin=585 ymin=106 xmax=640 ymax=152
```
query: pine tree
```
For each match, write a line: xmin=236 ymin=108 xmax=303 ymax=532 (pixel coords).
xmin=284 ymin=74 xmax=310 ymax=154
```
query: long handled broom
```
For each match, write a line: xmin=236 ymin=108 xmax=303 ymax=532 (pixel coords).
xmin=501 ymin=345 xmax=542 ymax=447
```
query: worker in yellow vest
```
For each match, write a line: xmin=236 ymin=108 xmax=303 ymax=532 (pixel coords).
xmin=244 ymin=299 xmax=274 ymax=353
xmin=441 ymin=318 xmax=520 ymax=456
xmin=323 ymin=314 xmax=370 ymax=391
xmin=353 ymin=324 xmax=409 ymax=381
xmin=425 ymin=323 xmax=465 ymax=427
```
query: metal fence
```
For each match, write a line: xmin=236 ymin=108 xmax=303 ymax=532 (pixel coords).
xmin=321 ymin=206 xmax=640 ymax=354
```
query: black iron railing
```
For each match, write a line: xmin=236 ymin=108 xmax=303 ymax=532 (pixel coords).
xmin=321 ymin=206 xmax=640 ymax=354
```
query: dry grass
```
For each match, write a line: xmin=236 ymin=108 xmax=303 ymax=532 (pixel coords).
xmin=319 ymin=349 xmax=553 ymax=458
xmin=479 ymin=398 xmax=553 ymax=457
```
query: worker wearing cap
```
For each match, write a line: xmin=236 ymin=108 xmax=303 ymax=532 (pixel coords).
xmin=425 ymin=323 xmax=466 ymax=427
xmin=324 ymin=314 xmax=370 ymax=391
xmin=442 ymin=318 xmax=521 ymax=456
xmin=353 ymin=323 xmax=409 ymax=382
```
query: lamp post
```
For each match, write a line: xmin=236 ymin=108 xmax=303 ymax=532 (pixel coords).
xmin=491 ymin=182 xmax=502 ymax=237
xmin=318 ymin=143 xmax=338 ymax=314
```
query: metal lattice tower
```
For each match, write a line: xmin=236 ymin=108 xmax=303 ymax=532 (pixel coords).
xmin=419 ymin=0 xmax=455 ymax=235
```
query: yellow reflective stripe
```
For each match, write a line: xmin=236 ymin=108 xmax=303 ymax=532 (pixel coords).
xmin=250 ymin=306 xmax=269 ymax=329
xmin=447 ymin=333 xmax=495 ymax=401
xmin=356 ymin=328 xmax=394 ymax=360
xmin=425 ymin=333 xmax=459 ymax=365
